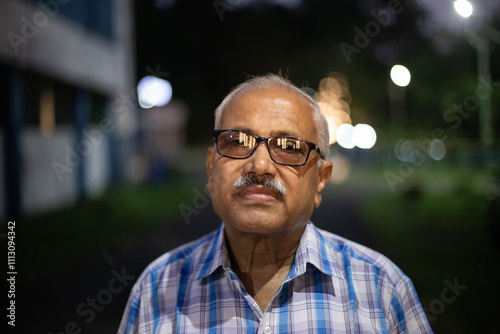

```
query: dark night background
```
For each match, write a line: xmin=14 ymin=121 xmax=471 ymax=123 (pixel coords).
xmin=2 ymin=0 xmax=500 ymax=333
xmin=135 ymin=0 xmax=499 ymax=145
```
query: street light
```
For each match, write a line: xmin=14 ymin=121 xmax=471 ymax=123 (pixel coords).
xmin=388 ymin=64 xmax=411 ymax=125
xmin=454 ymin=1 xmax=497 ymax=147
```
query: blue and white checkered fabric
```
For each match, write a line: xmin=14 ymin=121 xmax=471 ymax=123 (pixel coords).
xmin=118 ymin=223 xmax=433 ymax=334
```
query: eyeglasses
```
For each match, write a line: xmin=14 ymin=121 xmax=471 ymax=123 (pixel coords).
xmin=213 ymin=130 xmax=322 ymax=167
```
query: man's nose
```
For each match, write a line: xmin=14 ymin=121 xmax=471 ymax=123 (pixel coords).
xmin=245 ymin=142 xmax=277 ymax=175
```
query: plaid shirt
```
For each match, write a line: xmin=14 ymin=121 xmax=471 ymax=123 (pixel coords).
xmin=118 ymin=223 xmax=433 ymax=333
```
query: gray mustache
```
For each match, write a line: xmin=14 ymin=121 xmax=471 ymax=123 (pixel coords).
xmin=234 ymin=174 xmax=287 ymax=196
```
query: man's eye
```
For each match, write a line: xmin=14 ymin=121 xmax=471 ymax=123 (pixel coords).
xmin=285 ymin=142 xmax=299 ymax=150
xmin=278 ymin=138 xmax=301 ymax=150
xmin=227 ymin=133 xmax=255 ymax=148
xmin=227 ymin=138 xmax=244 ymax=145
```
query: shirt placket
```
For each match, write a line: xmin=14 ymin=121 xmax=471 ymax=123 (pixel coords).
xmin=257 ymin=311 xmax=273 ymax=334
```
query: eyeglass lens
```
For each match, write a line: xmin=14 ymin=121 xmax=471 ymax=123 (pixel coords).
xmin=217 ymin=130 xmax=312 ymax=166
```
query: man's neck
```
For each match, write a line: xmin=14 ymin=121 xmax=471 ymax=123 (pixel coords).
xmin=224 ymin=224 xmax=306 ymax=311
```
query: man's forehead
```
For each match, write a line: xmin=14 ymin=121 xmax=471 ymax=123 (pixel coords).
xmin=233 ymin=85 xmax=306 ymax=103
xmin=220 ymin=87 xmax=315 ymax=132
xmin=224 ymin=87 xmax=312 ymax=117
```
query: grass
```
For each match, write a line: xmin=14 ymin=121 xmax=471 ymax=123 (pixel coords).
xmin=358 ymin=163 xmax=500 ymax=333
xmin=17 ymin=174 xmax=204 ymax=281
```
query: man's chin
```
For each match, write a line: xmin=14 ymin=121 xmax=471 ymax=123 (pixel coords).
xmin=224 ymin=215 xmax=292 ymax=236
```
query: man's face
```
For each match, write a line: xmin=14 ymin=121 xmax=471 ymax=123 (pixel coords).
xmin=206 ymin=87 xmax=332 ymax=237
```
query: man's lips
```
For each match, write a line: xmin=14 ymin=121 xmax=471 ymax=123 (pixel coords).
xmin=236 ymin=185 xmax=281 ymax=202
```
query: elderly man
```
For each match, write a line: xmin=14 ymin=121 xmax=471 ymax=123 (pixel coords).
xmin=118 ymin=74 xmax=433 ymax=333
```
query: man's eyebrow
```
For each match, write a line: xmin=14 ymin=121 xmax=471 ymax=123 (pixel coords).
xmin=271 ymin=130 xmax=303 ymax=138
xmin=231 ymin=127 xmax=253 ymax=133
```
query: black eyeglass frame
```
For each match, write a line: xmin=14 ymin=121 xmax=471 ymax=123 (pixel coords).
xmin=212 ymin=129 xmax=323 ymax=167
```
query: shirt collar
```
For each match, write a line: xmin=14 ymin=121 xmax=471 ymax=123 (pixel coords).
xmin=193 ymin=222 xmax=344 ymax=281
xmin=192 ymin=223 xmax=229 ymax=281
xmin=287 ymin=222 xmax=344 ymax=280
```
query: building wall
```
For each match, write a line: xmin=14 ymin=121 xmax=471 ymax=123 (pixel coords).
xmin=0 ymin=0 xmax=130 ymax=95
xmin=22 ymin=126 xmax=78 ymax=215
xmin=0 ymin=0 xmax=136 ymax=220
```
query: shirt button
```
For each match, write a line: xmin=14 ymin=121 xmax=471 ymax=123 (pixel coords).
xmin=264 ymin=326 xmax=272 ymax=334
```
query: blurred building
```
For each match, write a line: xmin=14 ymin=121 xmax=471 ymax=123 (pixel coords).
xmin=139 ymin=100 xmax=189 ymax=183
xmin=0 ymin=0 xmax=137 ymax=220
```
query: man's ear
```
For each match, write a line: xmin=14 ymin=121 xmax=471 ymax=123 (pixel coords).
xmin=314 ymin=160 xmax=332 ymax=207
xmin=206 ymin=146 xmax=214 ymax=191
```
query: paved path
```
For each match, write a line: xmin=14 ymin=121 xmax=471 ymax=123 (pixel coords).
xmin=17 ymin=183 xmax=381 ymax=333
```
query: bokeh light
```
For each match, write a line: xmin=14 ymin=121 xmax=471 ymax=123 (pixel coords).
xmin=352 ymin=124 xmax=377 ymax=149
xmin=428 ymin=139 xmax=447 ymax=161
xmin=137 ymin=76 xmax=173 ymax=109
xmin=316 ymin=73 xmax=352 ymax=144
xmin=395 ymin=139 xmax=419 ymax=162
xmin=390 ymin=65 xmax=411 ymax=87
xmin=336 ymin=123 xmax=355 ymax=149
xmin=454 ymin=0 xmax=473 ymax=18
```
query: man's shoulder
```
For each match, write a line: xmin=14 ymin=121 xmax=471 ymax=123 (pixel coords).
xmin=315 ymin=226 xmax=381 ymax=261
xmin=313 ymin=225 xmax=407 ymax=283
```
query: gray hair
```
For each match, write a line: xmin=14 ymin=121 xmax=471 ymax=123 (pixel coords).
xmin=214 ymin=74 xmax=330 ymax=159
